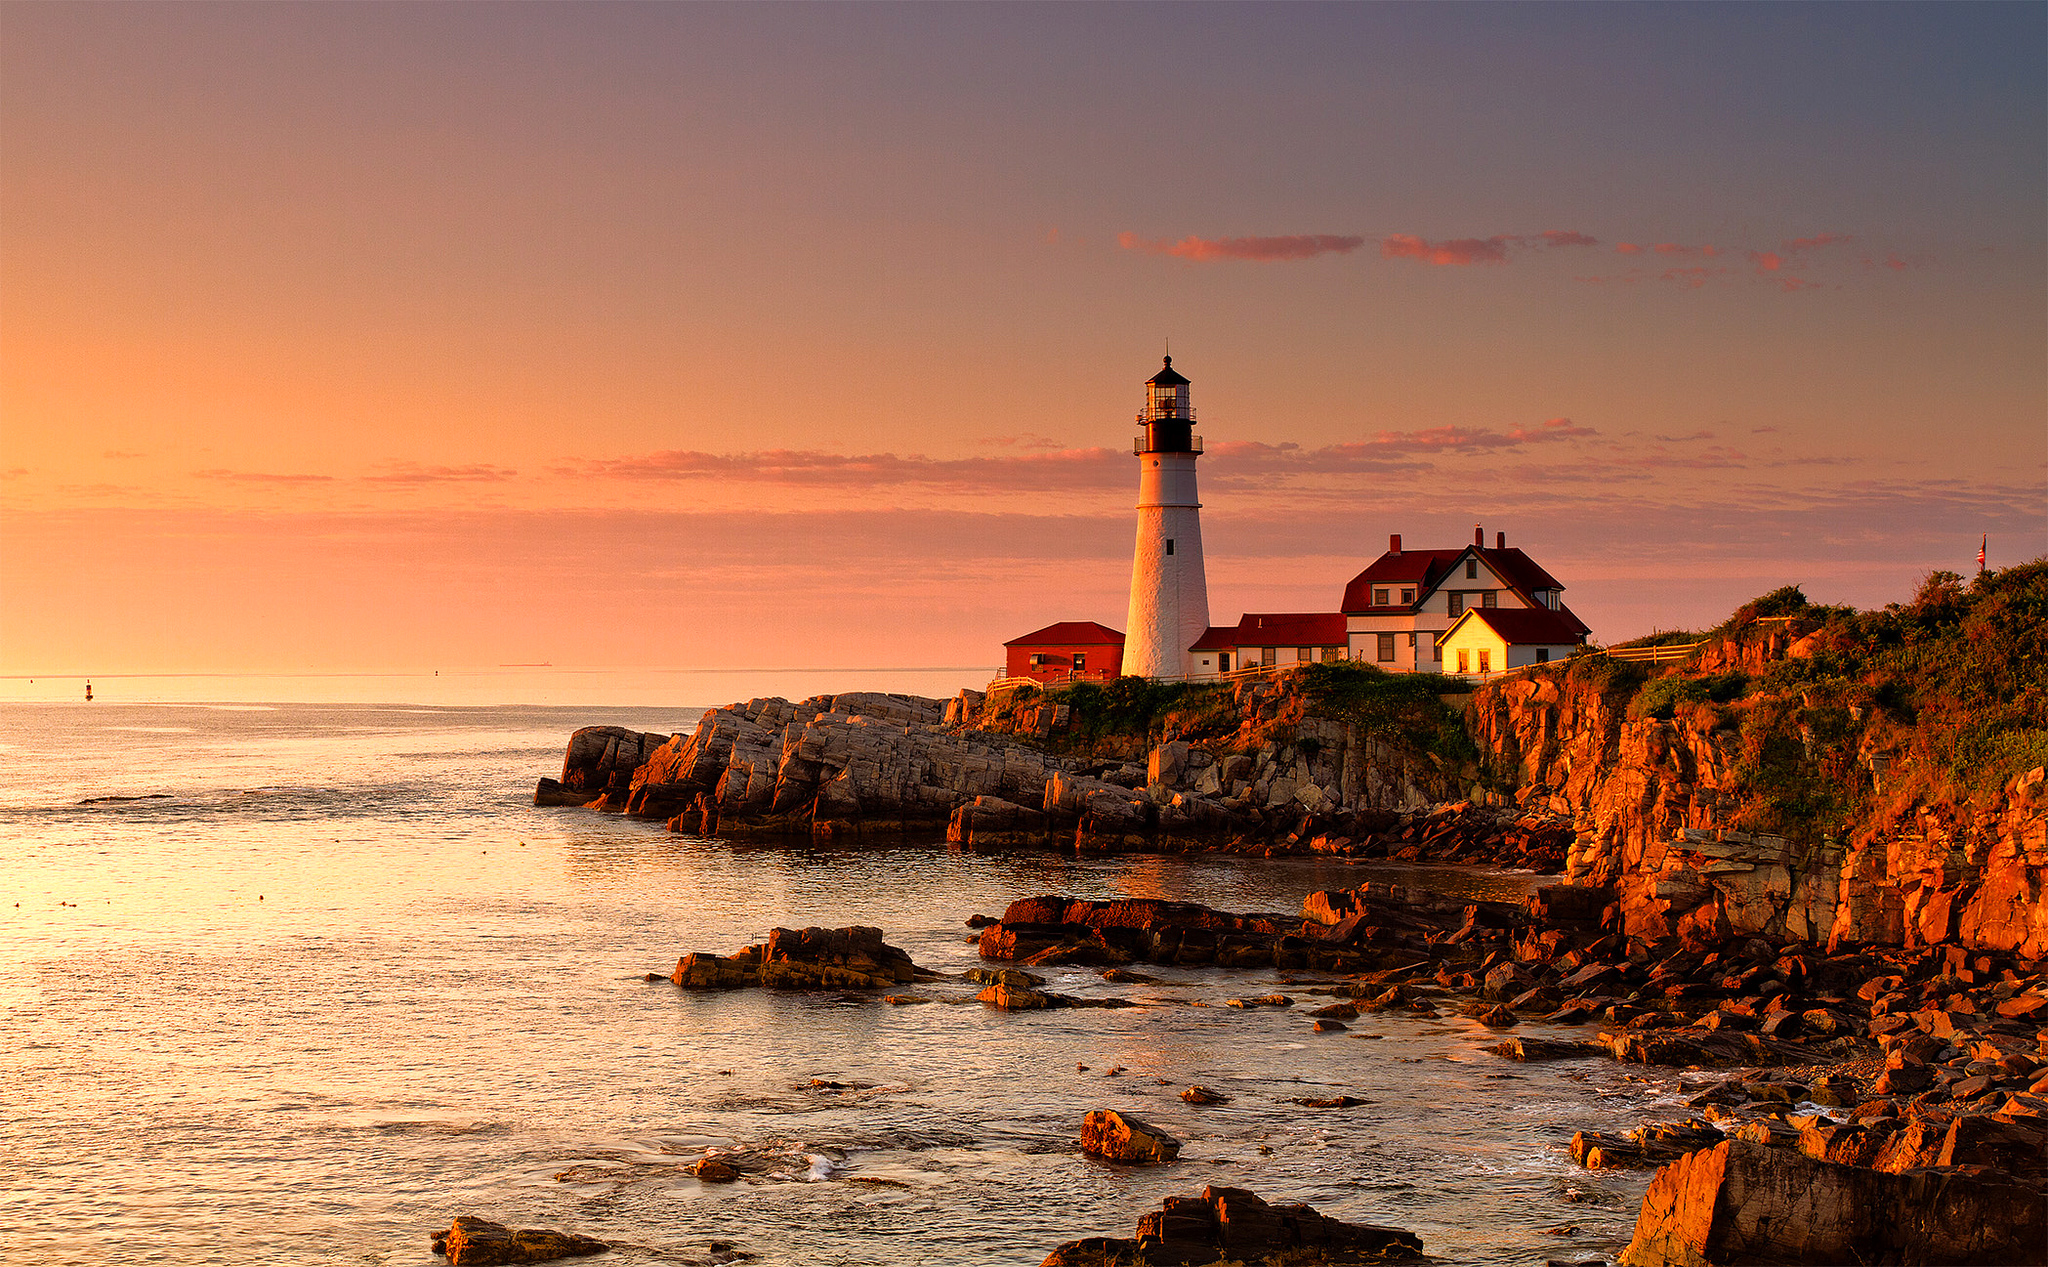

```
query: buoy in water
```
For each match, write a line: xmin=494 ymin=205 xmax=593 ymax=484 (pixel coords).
xmin=85 ymin=680 xmax=94 ymax=702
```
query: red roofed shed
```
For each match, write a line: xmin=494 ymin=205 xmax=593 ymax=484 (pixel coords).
xmin=1003 ymin=621 xmax=1125 ymax=683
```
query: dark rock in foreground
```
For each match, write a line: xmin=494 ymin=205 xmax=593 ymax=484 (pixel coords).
xmin=1617 ymin=1139 xmax=2047 ymax=1266
xmin=1041 ymin=1186 xmax=1423 ymax=1265
xmin=669 ymin=925 xmax=933 ymax=991
xmin=1079 ymin=1109 xmax=1180 ymax=1164
xmin=432 ymin=1216 xmax=606 ymax=1265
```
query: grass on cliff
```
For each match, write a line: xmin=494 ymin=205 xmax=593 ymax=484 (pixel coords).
xmin=1293 ymin=661 xmax=1478 ymax=766
xmin=1600 ymin=562 xmax=2048 ymax=841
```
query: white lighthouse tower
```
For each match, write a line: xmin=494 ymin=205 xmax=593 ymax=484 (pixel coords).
xmin=1122 ymin=354 xmax=1210 ymax=679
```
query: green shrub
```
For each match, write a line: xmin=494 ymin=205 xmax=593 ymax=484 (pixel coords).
xmin=1629 ymin=672 xmax=1750 ymax=721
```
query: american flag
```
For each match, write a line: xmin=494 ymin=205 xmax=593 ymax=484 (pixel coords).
xmin=1978 ymin=534 xmax=1987 ymax=569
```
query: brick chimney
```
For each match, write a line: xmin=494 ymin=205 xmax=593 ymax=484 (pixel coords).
xmin=1496 ymin=531 xmax=1506 ymax=549
xmin=1474 ymin=524 xmax=1483 ymax=547
xmin=1388 ymin=533 xmax=1402 ymax=555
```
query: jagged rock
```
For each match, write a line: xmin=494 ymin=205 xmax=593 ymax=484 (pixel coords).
xmin=669 ymin=925 xmax=926 ymax=991
xmin=1079 ymin=1110 xmax=1181 ymax=1164
xmin=1040 ymin=1185 xmax=1422 ymax=1265
xmin=976 ymin=895 xmax=1382 ymax=973
xmin=1617 ymin=1140 xmax=2047 ymax=1266
xmin=432 ymin=1217 xmax=607 ymax=1265
xmin=1181 ymin=1085 xmax=1231 ymax=1105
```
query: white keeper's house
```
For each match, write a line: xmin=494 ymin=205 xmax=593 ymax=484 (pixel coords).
xmin=1336 ymin=528 xmax=1589 ymax=674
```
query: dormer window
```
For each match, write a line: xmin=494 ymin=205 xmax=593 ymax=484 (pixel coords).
xmin=1401 ymin=587 xmax=1415 ymax=604
xmin=1373 ymin=588 xmax=1389 ymax=606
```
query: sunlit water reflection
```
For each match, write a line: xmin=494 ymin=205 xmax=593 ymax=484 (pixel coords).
xmin=0 ymin=704 xmax=1658 ymax=1265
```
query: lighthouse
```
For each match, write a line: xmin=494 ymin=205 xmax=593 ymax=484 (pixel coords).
xmin=1122 ymin=354 xmax=1210 ymax=679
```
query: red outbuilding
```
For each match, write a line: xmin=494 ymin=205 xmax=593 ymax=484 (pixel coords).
xmin=1002 ymin=621 xmax=1125 ymax=684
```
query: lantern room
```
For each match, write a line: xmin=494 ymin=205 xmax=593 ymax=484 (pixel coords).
xmin=1134 ymin=355 xmax=1200 ymax=454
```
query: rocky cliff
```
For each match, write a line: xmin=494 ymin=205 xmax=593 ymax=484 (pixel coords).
xmin=1469 ymin=564 xmax=2047 ymax=959
xmin=540 ymin=674 xmax=1537 ymax=857
xmin=539 ymin=565 xmax=2045 ymax=959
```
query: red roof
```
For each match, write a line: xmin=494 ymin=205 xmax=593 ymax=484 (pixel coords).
xmin=1447 ymin=605 xmax=1588 ymax=645
xmin=1004 ymin=620 xmax=1125 ymax=647
xmin=1189 ymin=612 xmax=1347 ymax=651
xmin=1341 ymin=544 xmax=1565 ymax=613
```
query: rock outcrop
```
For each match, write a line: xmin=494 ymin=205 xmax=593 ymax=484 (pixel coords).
xmin=535 ymin=724 xmax=674 ymax=807
xmin=1079 ymin=1109 xmax=1181 ymax=1165
xmin=1468 ymin=630 xmax=2048 ymax=960
xmin=668 ymin=925 xmax=932 ymax=991
xmin=431 ymin=1217 xmax=607 ymax=1266
xmin=1617 ymin=1139 xmax=2046 ymax=1266
xmin=1041 ymin=1186 xmax=1423 ymax=1265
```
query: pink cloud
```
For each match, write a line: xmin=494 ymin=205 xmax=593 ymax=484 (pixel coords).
xmin=362 ymin=463 xmax=519 ymax=484
xmin=1380 ymin=230 xmax=1598 ymax=266
xmin=1380 ymin=234 xmax=1515 ymax=266
xmin=1615 ymin=243 xmax=1643 ymax=255
xmin=194 ymin=469 xmax=335 ymax=483
xmin=1654 ymin=430 xmax=1717 ymax=443
xmin=1118 ymin=231 xmax=1366 ymax=262
xmin=1652 ymin=242 xmax=1719 ymax=257
xmin=1784 ymin=232 xmax=1855 ymax=252
xmin=562 ymin=446 xmax=1128 ymax=491
xmin=980 ymin=433 xmax=1064 ymax=450
xmin=1660 ymin=266 xmax=1727 ymax=288
xmin=1747 ymin=250 xmax=1783 ymax=273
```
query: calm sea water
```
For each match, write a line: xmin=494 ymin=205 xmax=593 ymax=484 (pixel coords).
xmin=0 ymin=702 xmax=1662 ymax=1266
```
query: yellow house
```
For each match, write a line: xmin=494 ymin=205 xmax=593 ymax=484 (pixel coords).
xmin=1438 ymin=606 xmax=1587 ymax=678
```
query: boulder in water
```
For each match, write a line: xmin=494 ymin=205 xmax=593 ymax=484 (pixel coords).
xmin=431 ymin=1216 xmax=606 ymax=1265
xmin=1040 ymin=1185 xmax=1422 ymax=1264
xmin=1080 ymin=1109 xmax=1181 ymax=1164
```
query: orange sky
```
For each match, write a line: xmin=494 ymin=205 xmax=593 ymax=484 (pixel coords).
xmin=3 ymin=5 xmax=2043 ymax=691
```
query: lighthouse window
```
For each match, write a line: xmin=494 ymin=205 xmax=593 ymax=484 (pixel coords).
xmin=1165 ymin=539 xmax=1175 ymax=556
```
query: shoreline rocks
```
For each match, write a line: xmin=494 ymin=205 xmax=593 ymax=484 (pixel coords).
xmin=1079 ymin=1109 xmax=1181 ymax=1165
xmin=432 ymin=1217 xmax=606 ymax=1266
xmin=1041 ymin=1186 xmax=1422 ymax=1266
xmin=1617 ymin=1139 xmax=2047 ymax=1266
xmin=668 ymin=925 xmax=932 ymax=992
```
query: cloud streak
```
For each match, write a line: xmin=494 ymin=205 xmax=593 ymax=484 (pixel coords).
xmin=1379 ymin=230 xmax=1599 ymax=266
xmin=1117 ymin=231 xmax=1366 ymax=262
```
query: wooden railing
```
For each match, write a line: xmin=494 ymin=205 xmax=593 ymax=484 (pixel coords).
xmin=1602 ymin=641 xmax=1707 ymax=664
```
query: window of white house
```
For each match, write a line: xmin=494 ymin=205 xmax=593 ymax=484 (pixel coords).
xmin=1373 ymin=588 xmax=1389 ymax=606
xmin=1322 ymin=647 xmax=1340 ymax=662
xmin=1199 ymin=657 xmax=1211 ymax=667
xmin=1377 ymin=633 xmax=1396 ymax=661
xmin=1261 ymin=647 xmax=1276 ymax=666
xmin=1478 ymin=649 xmax=1491 ymax=673
xmin=1296 ymin=647 xmax=1311 ymax=661
xmin=1427 ymin=632 xmax=1442 ymax=661
xmin=1536 ymin=648 xmax=1550 ymax=662
xmin=1401 ymin=588 xmax=1415 ymax=604
xmin=1219 ymin=652 xmax=1231 ymax=671
xmin=1481 ymin=591 xmax=1497 ymax=608
xmin=1466 ymin=559 xmax=1478 ymax=579
xmin=1456 ymin=648 xmax=1469 ymax=672
xmin=1073 ymin=652 xmax=1087 ymax=671
xmin=1449 ymin=592 xmax=1465 ymax=617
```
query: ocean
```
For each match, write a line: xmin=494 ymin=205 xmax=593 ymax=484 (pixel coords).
xmin=0 ymin=699 xmax=1664 ymax=1265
